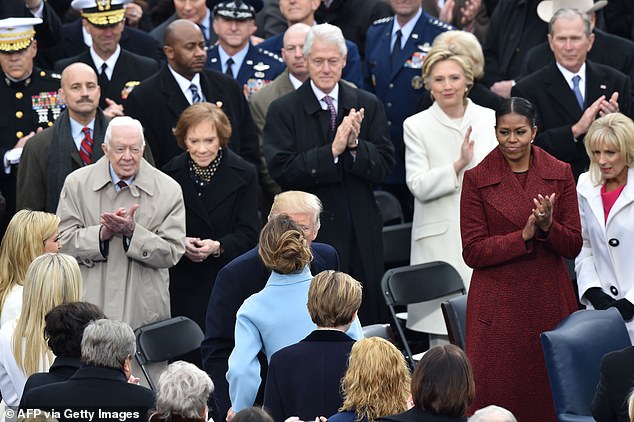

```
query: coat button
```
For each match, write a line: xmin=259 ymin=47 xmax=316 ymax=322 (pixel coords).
xmin=15 ymin=111 xmax=23 ymax=119
xmin=609 ymin=238 xmax=620 ymax=247
xmin=142 ymin=251 xmax=148 ymax=257
xmin=388 ymin=83 xmax=394 ymax=89
xmin=16 ymin=131 xmax=23 ymax=139
xmin=15 ymin=92 xmax=23 ymax=99
xmin=610 ymin=286 xmax=619 ymax=295
xmin=386 ymin=102 xmax=392 ymax=108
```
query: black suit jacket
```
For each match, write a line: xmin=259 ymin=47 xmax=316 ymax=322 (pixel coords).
xmin=264 ymin=81 xmax=394 ymax=323
xmin=54 ymin=48 xmax=159 ymax=109
xmin=19 ymin=357 xmax=82 ymax=409
xmin=512 ymin=60 xmax=632 ymax=181
xmin=20 ymin=365 xmax=155 ymax=421
xmin=592 ymin=346 xmax=634 ymax=422
xmin=380 ymin=408 xmax=467 ymax=422
xmin=39 ymin=19 xmax=163 ymax=69
xmin=201 ymin=242 xmax=339 ymax=420
xmin=162 ymin=150 xmax=259 ymax=330
xmin=263 ymin=330 xmax=354 ymax=422
xmin=125 ymin=66 xmax=259 ymax=169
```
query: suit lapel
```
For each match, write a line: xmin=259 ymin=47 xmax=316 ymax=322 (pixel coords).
xmin=299 ymin=82 xmax=330 ymax=146
xmin=606 ymin=168 xmax=634 ymax=226
xmin=160 ymin=67 xmax=190 ymax=122
xmin=544 ymin=63 xmax=583 ymax=120
xmin=586 ymin=61 xmax=612 ymax=106
xmin=168 ymin=154 xmax=213 ymax=227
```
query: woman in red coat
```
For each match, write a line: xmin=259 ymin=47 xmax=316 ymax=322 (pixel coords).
xmin=460 ymin=97 xmax=582 ymax=421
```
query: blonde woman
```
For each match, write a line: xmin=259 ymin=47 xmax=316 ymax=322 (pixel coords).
xmin=0 ymin=253 xmax=82 ymax=407
xmin=329 ymin=337 xmax=411 ymax=422
xmin=0 ymin=210 xmax=62 ymax=327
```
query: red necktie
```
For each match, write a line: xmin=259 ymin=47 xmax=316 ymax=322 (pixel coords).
xmin=79 ymin=127 xmax=93 ymax=165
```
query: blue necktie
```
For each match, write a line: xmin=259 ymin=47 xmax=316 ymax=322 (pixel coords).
xmin=391 ymin=30 xmax=402 ymax=71
xmin=572 ymin=75 xmax=584 ymax=109
xmin=226 ymin=58 xmax=235 ymax=78
xmin=189 ymin=84 xmax=202 ymax=104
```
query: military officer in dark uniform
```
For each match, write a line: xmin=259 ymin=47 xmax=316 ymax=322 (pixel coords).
xmin=206 ymin=1 xmax=284 ymax=98
xmin=0 ymin=17 xmax=62 ymax=237
xmin=54 ymin=0 xmax=158 ymax=115
xmin=364 ymin=0 xmax=452 ymax=220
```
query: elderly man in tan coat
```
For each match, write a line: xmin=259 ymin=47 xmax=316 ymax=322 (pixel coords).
xmin=57 ymin=116 xmax=186 ymax=332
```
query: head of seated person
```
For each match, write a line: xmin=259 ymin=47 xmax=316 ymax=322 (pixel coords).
xmin=44 ymin=302 xmax=105 ymax=359
xmin=232 ymin=406 xmax=274 ymax=422
xmin=469 ymin=405 xmax=517 ymax=422
xmin=81 ymin=319 xmax=136 ymax=379
xmin=308 ymin=270 xmax=361 ymax=331
xmin=149 ymin=360 xmax=214 ymax=422
xmin=258 ymin=214 xmax=313 ymax=275
xmin=410 ymin=344 xmax=475 ymax=418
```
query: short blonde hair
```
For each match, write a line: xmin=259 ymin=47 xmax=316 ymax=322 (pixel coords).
xmin=0 ymin=210 xmax=60 ymax=315
xmin=584 ymin=113 xmax=634 ymax=185
xmin=339 ymin=337 xmax=411 ymax=421
xmin=432 ymin=30 xmax=484 ymax=79
xmin=307 ymin=270 xmax=362 ymax=328
xmin=422 ymin=48 xmax=475 ymax=96
xmin=258 ymin=214 xmax=313 ymax=274
xmin=12 ymin=253 xmax=82 ymax=376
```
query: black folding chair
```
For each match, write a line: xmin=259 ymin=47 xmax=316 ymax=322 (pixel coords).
xmin=441 ymin=294 xmax=467 ymax=350
xmin=374 ymin=190 xmax=404 ymax=225
xmin=134 ymin=316 xmax=204 ymax=390
xmin=381 ymin=261 xmax=465 ymax=369
xmin=362 ymin=323 xmax=395 ymax=343
xmin=382 ymin=222 xmax=412 ymax=269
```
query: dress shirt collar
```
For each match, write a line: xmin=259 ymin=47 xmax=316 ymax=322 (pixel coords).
xmin=391 ymin=6 xmax=422 ymax=49
xmin=69 ymin=116 xmax=96 ymax=150
xmin=168 ymin=65 xmax=204 ymax=103
xmin=289 ymin=72 xmax=304 ymax=90
xmin=310 ymin=80 xmax=340 ymax=110
xmin=90 ymin=44 xmax=121 ymax=80
xmin=109 ymin=163 xmax=135 ymax=191
xmin=556 ymin=61 xmax=587 ymax=96
xmin=217 ymin=43 xmax=250 ymax=75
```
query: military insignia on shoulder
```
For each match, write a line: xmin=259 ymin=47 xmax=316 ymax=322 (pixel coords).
xmin=210 ymin=57 xmax=218 ymax=63
xmin=32 ymin=91 xmax=64 ymax=123
xmin=372 ymin=16 xmax=393 ymax=25
xmin=121 ymin=81 xmax=140 ymax=100
xmin=429 ymin=17 xmax=453 ymax=30
xmin=259 ymin=48 xmax=283 ymax=63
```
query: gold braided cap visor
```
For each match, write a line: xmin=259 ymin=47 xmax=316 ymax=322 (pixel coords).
xmin=82 ymin=8 xmax=126 ymax=26
xmin=0 ymin=29 xmax=35 ymax=53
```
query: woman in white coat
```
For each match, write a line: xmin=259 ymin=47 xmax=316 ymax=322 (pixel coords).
xmin=576 ymin=113 xmax=634 ymax=342
xmin=403 ymin=46 xmax=497 ymax=338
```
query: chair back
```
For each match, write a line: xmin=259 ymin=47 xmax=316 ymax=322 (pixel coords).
xmin=382 ymin=222 xmax=412 ymax=269
xmin=381 ymin=262 xmax=465 ymax=368
xmin=541 ymin=308 xmax=631 ymax=421
xmin=374 ymin=190 xmax=404 ymax=225
xmin=135 ymin=316 xmax=204 ymax=389
xmin=442 ymin=294 xmax=467 ymax=350
xmin=362 ymin=323 xmax=394 ymax=343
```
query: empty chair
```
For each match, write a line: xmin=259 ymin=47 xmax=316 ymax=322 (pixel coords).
xmin=362 ymin=323 xmax=395 ymax=343
xmin=135 ymin=316 xmax=204 ymax=390
xmin=381 ymin=262 xmax=465 ymax=368
xmin=441 ymin=294 xmax=467 ymax=350
xmin=540 ymin=308 xmax=631 ymax=422
xmin=374 ymin=190 xmax=404 ymax=225
xmin=382 ymin=222 xmax=412 ymax=269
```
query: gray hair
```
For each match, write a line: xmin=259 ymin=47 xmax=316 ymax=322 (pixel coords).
xmin=303 ymin=23 xmax=347 ymax=58
xmin=154 ymin=361 xmax=214 ymax=419
xmin=469 ymin=405 xmax=518 ymax=422
xmin=549 ymin=8 xmax=592 ymax=38
xmin=268 ymin=190 xmax=322 ymax=231
xmin=81 ymin=319 xmax=136 ymax=370
xmin=104 ymin=116 xmax=146 ymax=147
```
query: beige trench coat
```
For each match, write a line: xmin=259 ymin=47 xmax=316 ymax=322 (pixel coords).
xmin=57 ymin=156 xmax=186 ymax=329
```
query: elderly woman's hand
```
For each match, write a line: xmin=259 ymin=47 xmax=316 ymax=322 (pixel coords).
xmin=185 ymin=237 xmax=221 ymax=262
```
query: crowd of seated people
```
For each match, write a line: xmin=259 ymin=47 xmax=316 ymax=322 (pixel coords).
xmin=1 ymin=0 xmax=634 ymax=420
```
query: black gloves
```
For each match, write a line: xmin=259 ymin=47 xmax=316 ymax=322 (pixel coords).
xmin=585 ymin=288 xmax=634 ymax=322
xmin=585 ymin=287 xmax=616 ymax=310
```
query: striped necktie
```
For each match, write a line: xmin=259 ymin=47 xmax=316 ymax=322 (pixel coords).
xmin=79 ymin=127 xmax=93 ymax=165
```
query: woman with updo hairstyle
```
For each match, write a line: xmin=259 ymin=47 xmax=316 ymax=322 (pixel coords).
xmin=162 ymin=102 xmax=259 ymax=353
xmin=0 ymin=253 xmax=82 ymax=407
xmin=417 ymin=30 xmax=503 ymax=112
xmin=227 ymin=214 xmax=317 ymax=413
xmin=402 ymin=46 xmax=498 ymax=341
xmin=460 ymin=97 xmax=581 ymax=421
xmin=329 ymin=337 xmax=410 ymax=422
xmin=381 ymin=344 xmax=475 ymax=422
xmin=576 ymin=113 xmax=634 ymax=342
xmin=0 ymin=210 xmax=62 ymax=327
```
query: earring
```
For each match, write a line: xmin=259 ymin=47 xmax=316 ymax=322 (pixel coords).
xmin=530 ymin=139 xmax=534 ymax=143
